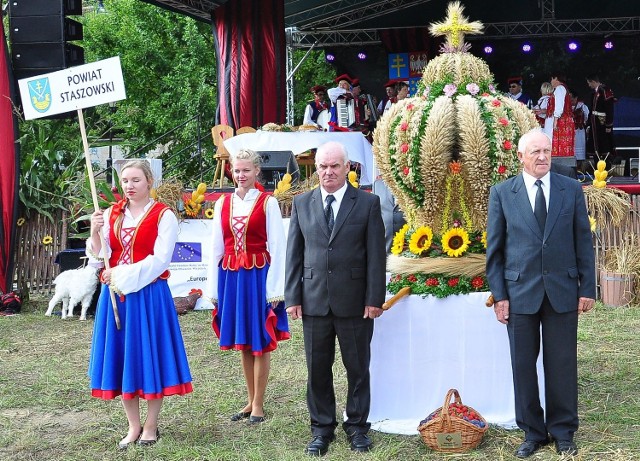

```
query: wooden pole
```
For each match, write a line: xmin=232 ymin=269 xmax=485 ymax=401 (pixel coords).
xmin=382 ymin=286 xmax=411 ymax=310
xmin=77 ymin=109 xmax=121 ymax=329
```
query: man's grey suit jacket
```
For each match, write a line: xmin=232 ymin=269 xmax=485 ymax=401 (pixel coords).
xmin=486 ymin=172 xmax=595 ymax=314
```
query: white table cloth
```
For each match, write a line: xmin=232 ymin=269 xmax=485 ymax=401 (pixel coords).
xmin=222 ymin=130 xmax=375 ymax=185
xmin=369 ymin=292 xmax=545 ymax=434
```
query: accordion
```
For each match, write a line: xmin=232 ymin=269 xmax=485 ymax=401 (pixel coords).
xmin=336 ymin=98 xmax=356 ymax=128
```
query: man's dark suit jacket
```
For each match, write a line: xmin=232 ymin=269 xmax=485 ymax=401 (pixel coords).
xmin=486 ymin=172 xmax=595 ymax=313
xmin=285 ymin=183 xmax=386 ymax=316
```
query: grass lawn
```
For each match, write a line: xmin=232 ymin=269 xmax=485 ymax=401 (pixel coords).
xmin=0 ymin=297 xmax=638 ymax=461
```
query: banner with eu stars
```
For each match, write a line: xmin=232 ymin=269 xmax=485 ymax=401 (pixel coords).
xmin=171 ymin=242 xmax=202 ymax=263
xmin=168 ymin=220 xmax=213 ymax=310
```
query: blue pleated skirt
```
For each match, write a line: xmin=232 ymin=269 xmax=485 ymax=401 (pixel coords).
xmin=212 ymin=264 xmax=290 ymax=355
xmin=88 ymin=279 xmax=193 ymax=400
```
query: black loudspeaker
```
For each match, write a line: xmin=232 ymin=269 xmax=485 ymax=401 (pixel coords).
xmin=257 ymin=151 xmax=300 ymax=191
xmin=9 ymin=0 xmax=84 ymax=80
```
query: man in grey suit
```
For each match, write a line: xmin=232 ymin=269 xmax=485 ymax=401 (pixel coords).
xmin=372 ymin=178 xmax=406 ymax=252
xmin=486 ymin=129 xmax=595 ymax=458
xmin=285 ymin=141 xmax=386 ymax=456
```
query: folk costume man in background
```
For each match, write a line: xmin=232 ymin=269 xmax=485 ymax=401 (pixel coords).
xmin=302 ymin=85 xmax=329 ymax=129
xmin=286 ymin=142 xmax=386 ymax=456
xmin=486 ymin=129 xmax=595 ymax=458
xmin=377 ymin=80 xmax=397 ymax=116
xmin=350 ymin=79 xmax=373 ymax=140
xmin=586 ymin=74 xmax=615 ymax=162
xmin=507 ymin=76 xmax=533 ymax=108
xmin=327 ymin=74 xmax=354 ymax=131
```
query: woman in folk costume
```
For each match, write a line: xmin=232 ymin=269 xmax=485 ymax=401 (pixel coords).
xmin=87 ymin=160 xmax=192 ymax=449
xmin=533 ymin=81 xmax=553 ymax=135
xmin=548 ymin=74 xmax=575 ymax=157
xmin=209 ymin=148 xmax=289 ymax=424
xmin=570 ymin=89 xmax=590 ymax=172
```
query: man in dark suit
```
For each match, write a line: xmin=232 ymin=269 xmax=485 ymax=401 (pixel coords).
xmin=486 ymin=129 xmax=595 ymax=458
xmin=285 ymin=141 xmax=386 ymax=456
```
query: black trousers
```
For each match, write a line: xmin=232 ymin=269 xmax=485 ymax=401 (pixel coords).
xmin=302 ymin=312 xmax=374 ymax=437
xmin=507 ymin=295 xmax=579 ymax=442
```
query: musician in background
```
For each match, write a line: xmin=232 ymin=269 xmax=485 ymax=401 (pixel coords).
xmin=351 ymin=79 xmax=374 ymax=141
xmin=303 ymin=85 xmax=330 ymax=128
xmin=377 ymin=80 xmax=397 ymax=116
xmin=586 ymin=74 xmax=615 ymax=163
xmin=506 ymin=76 xmax=533 ymax=108
xmin=327 ymin=74 xmax=355 ymax=132
xmin=383 ymin=81 xmax=408 ymax=113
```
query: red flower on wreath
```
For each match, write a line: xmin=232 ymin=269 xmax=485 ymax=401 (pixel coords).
xmin=448 ymin=277 xmax=459 ymax=287
xmin=403 ymin=166 xmax=410 ymax=176
xmin=471 ymin=276 xmax=484 ymax=289
xmin=491 ymin=99 xmax=501 ymax=107
xmin=400 ymin=122 xmax=409 ymax=131
xmin=407 ymin=274 xmax=418 ymax=282
xmin=498 ymin=117 xmax=509 ymax=126
xmin=426 ymin=278 xmax=439 ymax=287
xmin=503 ymin=140 xmax=513 ymax=150
xmin=407 ymin=103 xmax=414 ymax=111
xmin=498 ymin=165 xmax=507 ymax=174
xmin=401 ymin=143 xmax=409 ymax=153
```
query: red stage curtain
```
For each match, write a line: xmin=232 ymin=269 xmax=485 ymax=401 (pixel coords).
xmin=0 ymin=21 xmax=19 ymax=293
xmin=213 ymin=0 xmax=286 ymax=130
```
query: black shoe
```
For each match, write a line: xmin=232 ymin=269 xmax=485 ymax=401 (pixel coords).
xmin=248 ymin=415 xmax=265 ymax=424
xmin=515 ymin=439 xmax=548 ymax=458
xmin=117 ymin=430 xmax=142 ymax=450
xmin=137 ymin=429 xmax=160 ymax=447
xmin=305 ymin=434 xmax=335 ymax=456
xmin=555 ymin=439 xmax=578 ymax=455
xmin=230 ymin=411 xmax=251 ymax=421
xmin=348 ymin=433 xmax=373 ymax=452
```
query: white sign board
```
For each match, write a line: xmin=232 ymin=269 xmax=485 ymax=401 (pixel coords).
xmin=167 ymin=218 xmax=290 ymax=311
xmin=18 ymin=56 xmax=126 ymax=120
xmin=168 ymin=219 xmax=215 ymax=310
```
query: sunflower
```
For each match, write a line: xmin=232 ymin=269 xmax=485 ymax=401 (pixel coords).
xmin=16 ymin=217 xmax=26 ymax=227
xmin=408 ymin=226 xmax=433 ymax=255
xmin=441 ymin=227 xmax=471 ymax=257
xmin=42 ymin=235 xmax=53 ymax=245
xmin=390 ymin=225 xmax=409 ymax=255
xmin=204 ymin=208 xmax=214 ymax=219
xmin=184 ymin=200 xmax=202 ymax=218
xmin=481 ymin=231 xmax=487 ymax=249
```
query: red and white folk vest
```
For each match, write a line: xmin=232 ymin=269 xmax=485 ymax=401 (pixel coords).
xmin=108 ymin=200 xmax=171 ymax=279
xmin=220 ymin=192 xmax=271 ymax=271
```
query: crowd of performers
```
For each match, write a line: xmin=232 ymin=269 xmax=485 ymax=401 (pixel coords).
xmin=304 ymin=72 xmax=615 ymax=174
xmin=524 ymin=73 xmax=616 ymax=172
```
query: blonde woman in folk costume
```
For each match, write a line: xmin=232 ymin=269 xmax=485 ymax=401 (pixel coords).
xmin=208 ymin=148 xmax=290 ymax=424
xmin=87 ymin=160 xmax=193 ymax=449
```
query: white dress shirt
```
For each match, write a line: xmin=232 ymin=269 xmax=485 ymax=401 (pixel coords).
xmin=522 ymin=170 xmax=550 ymax=213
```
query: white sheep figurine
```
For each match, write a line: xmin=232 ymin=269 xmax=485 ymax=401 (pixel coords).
xmin=46 ymin=265 xmax=100 ymax=320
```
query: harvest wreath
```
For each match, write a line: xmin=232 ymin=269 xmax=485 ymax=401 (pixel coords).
xmin=373 ymin=2 xmax=539 ymax=299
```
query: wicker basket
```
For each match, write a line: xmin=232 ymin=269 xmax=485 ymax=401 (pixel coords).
xmin=417 ymin=389 xmax=488 ymax=453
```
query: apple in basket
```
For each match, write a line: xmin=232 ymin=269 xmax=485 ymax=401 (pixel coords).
xmin=419 ymin=402 xmax=486 ymax=429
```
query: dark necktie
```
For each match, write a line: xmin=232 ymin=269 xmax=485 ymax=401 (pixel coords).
xmin=534 ymin=179 xmax=547 ymax=231
xmin=325 ymin=195 xmax=335 ymax=233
